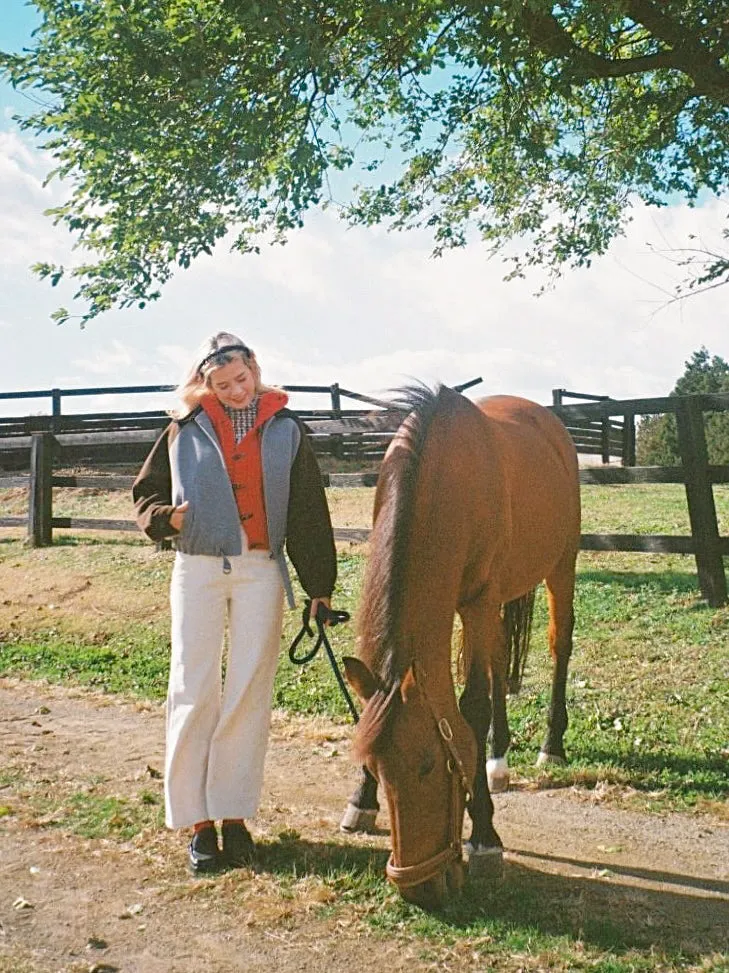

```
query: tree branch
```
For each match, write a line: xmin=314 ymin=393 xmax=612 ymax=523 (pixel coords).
xmin=625 ymin=0 xmax=729 ymax=101
xmin=519 ymin=2 xmax=729 ymax=105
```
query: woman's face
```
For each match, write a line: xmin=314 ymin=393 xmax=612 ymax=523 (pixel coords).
xmin=207 ymin=357 xmax=257 ymax=409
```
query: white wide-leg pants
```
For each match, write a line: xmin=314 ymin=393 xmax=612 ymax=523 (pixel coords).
xmin=165 ymin=543 xmax=284 ymax=829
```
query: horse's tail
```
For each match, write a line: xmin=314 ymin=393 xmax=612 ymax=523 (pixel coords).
xmin=503 ymin=588 xmax=536 ymax=694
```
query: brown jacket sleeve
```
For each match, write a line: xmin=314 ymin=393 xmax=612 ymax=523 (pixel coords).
xmin=285 ymin=423 xmax=337 ymax=599
xmin=132 ymin=425 xmax=180 ymax=542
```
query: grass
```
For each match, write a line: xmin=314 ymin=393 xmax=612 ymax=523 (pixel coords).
xmin=166 ymin=834 xmax=729 ymax=971
xmin=2 ymin=486 xmax=728 ymax=973
xmin=0 ymin=483 xmax=728 ymax=973
xmin=2 ymin=751 xmax=165 ymax=837
xmin=47 ymin=789 xmax=164 ymax=840
xmin=505 ymin=563 xmax=729 ymax=814
xmin=1 ymin=484 xmax=728 ymax=815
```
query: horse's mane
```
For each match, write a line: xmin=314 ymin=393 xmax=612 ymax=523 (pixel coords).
xmin=361 ymin=382 xmax=449 ymax=690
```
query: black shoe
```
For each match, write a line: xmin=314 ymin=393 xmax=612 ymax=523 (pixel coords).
xmin=222 ymin=821 xmax=256 ymax=868
xmin=188 ymin=826 xmax=220 ymax=876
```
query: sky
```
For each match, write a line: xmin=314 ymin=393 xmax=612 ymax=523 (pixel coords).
xmin=1 ymin=3 xmax=728 ymax=419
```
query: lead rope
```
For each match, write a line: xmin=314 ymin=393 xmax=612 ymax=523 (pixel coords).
xmin=288 ymin=600 xmax=358 ymax=723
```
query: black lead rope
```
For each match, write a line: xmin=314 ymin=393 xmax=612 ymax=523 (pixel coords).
xmin=288 ymin=600 xmax=359 ymax=724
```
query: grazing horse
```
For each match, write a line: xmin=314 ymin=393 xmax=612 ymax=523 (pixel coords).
xmin=341 ymin=385 xmax=580 ymax=910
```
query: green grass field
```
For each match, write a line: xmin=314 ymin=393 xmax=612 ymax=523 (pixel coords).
xmin=1 ymin=483 xmax=728 ymax=972
xmin=1 ymin=483 xmax=728 ymax=816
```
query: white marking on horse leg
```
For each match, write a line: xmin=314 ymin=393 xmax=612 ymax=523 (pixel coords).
xmin=486 ymin=756 xmax=510 ymax=793
xmin=339 ymin=803 xmax=378 ymax=834
xmin=535 ymin=751 xmax=567 ymax=768
xmin=463 ymin=843 xmax=504 ymax=880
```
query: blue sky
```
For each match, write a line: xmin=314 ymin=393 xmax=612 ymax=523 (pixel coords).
xmin=1 ymin=2 xmax=728 ymax=419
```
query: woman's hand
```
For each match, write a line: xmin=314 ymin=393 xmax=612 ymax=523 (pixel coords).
xmin=309 ymin=597 xmax=331 ymax=625
xmin=169 ymin=500 xmax=189 ymax=532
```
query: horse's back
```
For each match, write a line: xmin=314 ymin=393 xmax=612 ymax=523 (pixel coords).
xmin=474 ymin=394 xmax=581 ymax=597
xmin=477 ymin=395 xmax=575 ymax=464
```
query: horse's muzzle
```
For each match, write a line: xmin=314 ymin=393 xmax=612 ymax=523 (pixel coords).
xmin=395 ymin=856 xmax=466 ymax=910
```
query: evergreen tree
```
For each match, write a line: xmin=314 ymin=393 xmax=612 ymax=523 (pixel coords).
xmin=636 ymin=348 xmax=729 ymax=464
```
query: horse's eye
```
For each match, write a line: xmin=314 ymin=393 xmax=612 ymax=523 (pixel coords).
xmin=419 ymin=752 xmax=436 ymax=779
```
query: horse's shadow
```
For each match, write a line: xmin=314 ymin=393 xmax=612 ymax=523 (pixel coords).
xmin=256 ymin=836 xmax=729 ymax=957
xmin=257 ymin=835 xmax=389 ymax=880
xmin=572 ymin=746 xmax=729 ymax=797
xmin=577 ymin=568 xmax=721 ymax=600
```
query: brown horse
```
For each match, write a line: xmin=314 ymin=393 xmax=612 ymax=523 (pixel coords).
xmin=342 ymin=385 xmax=580 ymax=910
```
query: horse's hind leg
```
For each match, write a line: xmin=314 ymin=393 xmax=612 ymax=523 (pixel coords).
xmin=339 ymin=766 xmax=379 ymax=833
xmin=539 ymin=550 xmax=578 ymax=765
xmin=486 ymin=620 xmax=511 ymax=794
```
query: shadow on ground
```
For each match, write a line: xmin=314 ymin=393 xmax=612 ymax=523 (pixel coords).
xmin=256 ymin=835 xmax=729 ymax=959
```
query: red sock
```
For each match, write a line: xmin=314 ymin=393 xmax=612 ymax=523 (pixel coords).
xmin=222 ymin=818 xmax=246 ymax=826
xmin=193 ymin=820 xmax=214 ymax=834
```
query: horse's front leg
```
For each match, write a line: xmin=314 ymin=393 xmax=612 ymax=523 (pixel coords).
xmin=339 ymin=765 xmax=379 ymax=833
xmin=459 ymin=601 xmax=504 ymax=878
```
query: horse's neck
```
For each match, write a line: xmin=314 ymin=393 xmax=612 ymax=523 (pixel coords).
xmin=363 ymin=398 xmax=476 ymax=689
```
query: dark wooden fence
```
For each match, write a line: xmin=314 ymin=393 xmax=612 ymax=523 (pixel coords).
xmin=552 ymin=388 xmax=636 ymax=465
xmin=0 ymin=378 xmax=483 ymax=470
xmin=2 ymin=386 xmax=728 ymax=605
xmin=551 ymin=393 xmax=729 ymax=607
xmin=0 ymin=383 xmax=388 ymax=470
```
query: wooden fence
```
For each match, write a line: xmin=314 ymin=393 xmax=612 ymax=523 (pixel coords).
xmin=552 ymin=388 xmax=636 ymax=465
xmin=0 ymin=378 xmax=483 ymax=470
xmin=1 ymin=388 xmax=728 ymax=605
xmin=550 ymin=393 xmax=729 ymax=607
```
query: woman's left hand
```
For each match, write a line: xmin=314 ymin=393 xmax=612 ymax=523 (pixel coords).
xmin=309 ymin=597 xmax=331 ymax=625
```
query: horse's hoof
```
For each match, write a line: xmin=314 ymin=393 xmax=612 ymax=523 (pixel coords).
xmin=339 ymin=803 xmax=378 ymax=834
xmin=486 ymin=757 xmax=510 ymax=793
xmin=464 ymin=843 xmax=504 ymax=881
xmin=535 ymin=751 xmax=566 ymax=768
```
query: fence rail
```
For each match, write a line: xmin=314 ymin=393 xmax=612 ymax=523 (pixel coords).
xmin=552 ymin=388 xmax=636 ymax=464
xmin=2 ymin=388 xmax=729 ymax=605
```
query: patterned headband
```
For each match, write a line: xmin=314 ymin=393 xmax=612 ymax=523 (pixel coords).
xmin=197 ymin=343 xmax=251 ymax=374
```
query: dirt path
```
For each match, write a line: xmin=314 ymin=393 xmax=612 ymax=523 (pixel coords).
xmin=1 ymin=677 xmax=728 ymax=973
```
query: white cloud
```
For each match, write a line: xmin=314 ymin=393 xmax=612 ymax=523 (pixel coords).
xmin=0 ymin=131 xmax=73 ymax=268
xmin=72 ymin=340 xmax=136 ymax=375
xmin=0 ymin=133 xmax=728 ymax=416
xmin=157 ymin=343 xmax=194 ymax=375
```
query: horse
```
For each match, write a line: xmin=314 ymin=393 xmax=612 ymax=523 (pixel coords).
xmin=340 ymin=385 xmax=581 ymax=910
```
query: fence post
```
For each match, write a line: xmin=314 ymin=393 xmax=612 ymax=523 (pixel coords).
xmin=675 ymin=398 xmax=727 ymax=607
xmin=330 ymin=383 xmax=342 ymax=417
xmin=330 ymin=382 xmax=343 ymax=461
xmin=551 ymin=388 xmax=564 ymax=407
xmin=600 ymin=418 xmax=611 ymax=464
xmin=622 ymin=412 xmax=636 ymax=467
xmin=28 ymin=432 xmax=54 ymax=547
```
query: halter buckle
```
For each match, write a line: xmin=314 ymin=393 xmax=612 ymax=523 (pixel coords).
xmin=438 ymin=718 xmax=453 ymax=741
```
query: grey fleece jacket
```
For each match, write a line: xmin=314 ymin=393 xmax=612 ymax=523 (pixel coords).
xmin=133 ymin=407 xmax=337 ymax=608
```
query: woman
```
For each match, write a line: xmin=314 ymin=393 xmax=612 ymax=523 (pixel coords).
xmin=133 ymin=332 xmax=337 ymax=874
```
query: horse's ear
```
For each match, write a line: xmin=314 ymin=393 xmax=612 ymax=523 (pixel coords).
xmin=343 ymin=657 xmax=379 ymax=702
xmin=399 ymin=666 xmax=419 ymax=703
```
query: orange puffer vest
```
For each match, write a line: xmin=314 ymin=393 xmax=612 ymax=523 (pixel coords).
xmin=201 ymin=390 xmax=288 ymax=550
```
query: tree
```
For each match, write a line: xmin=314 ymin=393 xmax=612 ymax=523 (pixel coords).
xmin=2 ymin=1 xmax=729 ymax=325
xmin=637 ymin=347 xmax=729 ymax=465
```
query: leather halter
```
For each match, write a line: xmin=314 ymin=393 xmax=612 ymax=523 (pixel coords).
xmin=385 ymin=675 xmax=474 ymax=890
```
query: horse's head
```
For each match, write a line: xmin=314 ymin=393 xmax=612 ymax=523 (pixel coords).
xmin=344 ymin=656 xmax=477 ymax=910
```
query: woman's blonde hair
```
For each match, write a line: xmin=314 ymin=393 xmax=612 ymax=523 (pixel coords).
xmin=174 ymin=332 xmax=272 ymax=415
